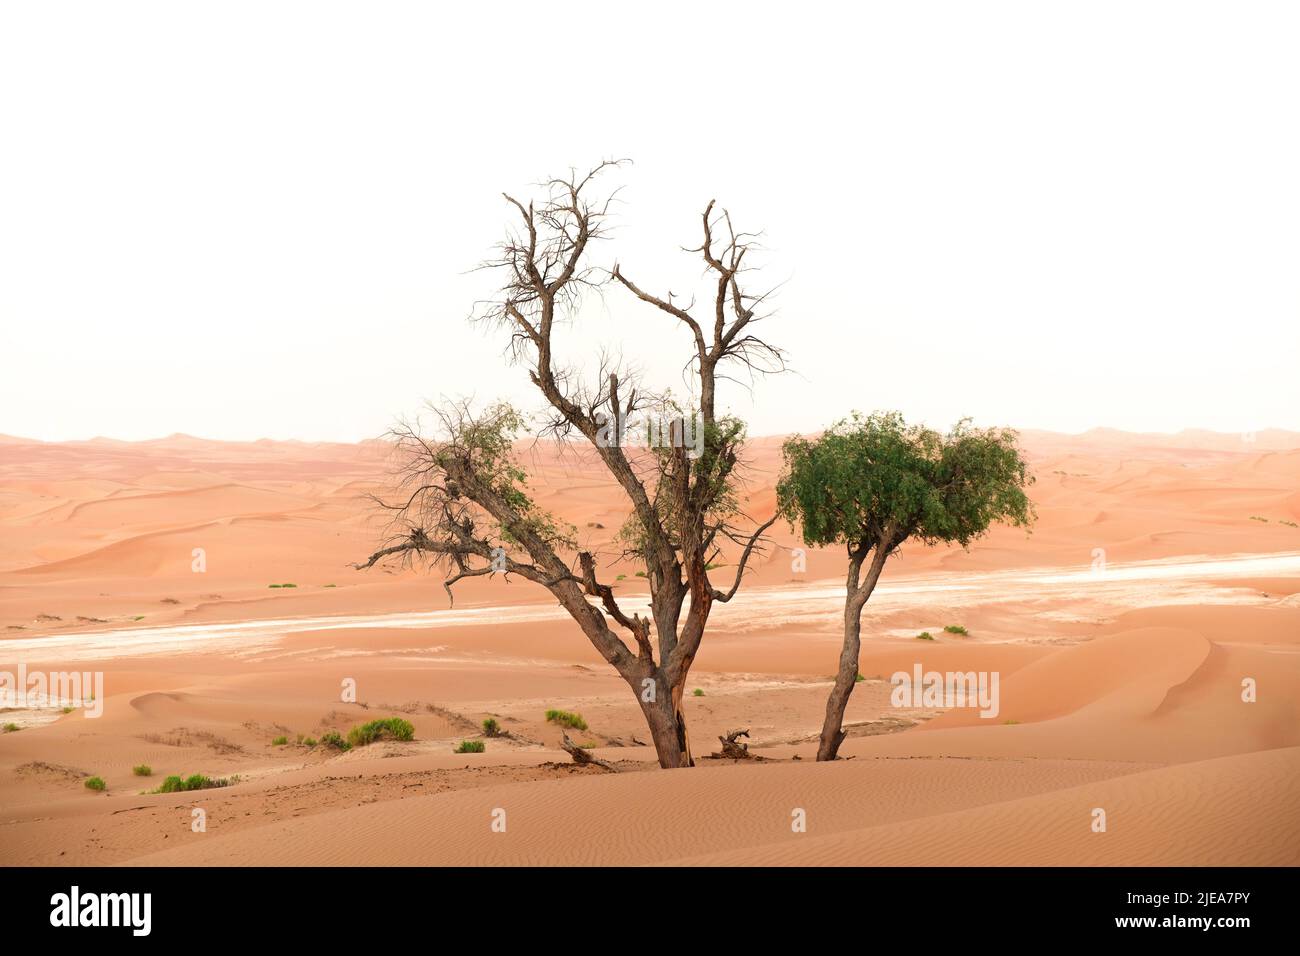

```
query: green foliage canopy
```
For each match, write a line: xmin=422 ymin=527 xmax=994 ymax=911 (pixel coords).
xmin=777 ymin=411 xmax=1034 ymax=554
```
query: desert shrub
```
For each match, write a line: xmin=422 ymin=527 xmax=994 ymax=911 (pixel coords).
xmin=60 ymin=706 xmax=75 ymax=714
xmin=271 ymin=736 xmax=288 ymax=746
xmin=943 ymin=625 xmax=969 ymax=636
xmin=481 ymin=717 xmax=501 ymax=737
xmin=855 ymin=673 xmax=866 ymax=683
xmin=346 ymin=717 xmax=415 ymax=748
xmin=319 ymin=730 xmax=351 ymax=751
xmin=692 ymin=688 xmax=704 ymax=697
xmin=916 ymin=631 xmax=934 ymax=640
xmin=268 ymin=583 xmax=299 ymax=588
xmin=151 ymin=773 xmax=232 ymax=794
xmin=455 ymin=740 xmax=485 ymax=753
xmin=132 ymin=764 xmax=152 ymax=777
xmin=303 ymin=736 xmax=318 ymax=747
xmin=84 ymin=776 xmax=106 ymax=791
xmin=2 ymin=723 xmax=19 ymax=733
xmin=544 ymin=709 xmax=588 ymax=731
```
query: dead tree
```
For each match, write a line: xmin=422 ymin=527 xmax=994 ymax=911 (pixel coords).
xmin=355 ymin=162 xmax=783 ymax=769
xmin=714 ymin=728 xmax=753 ymax=760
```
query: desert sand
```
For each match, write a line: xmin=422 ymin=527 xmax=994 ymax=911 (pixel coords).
xmin=1 ymin=428 xmax=1298 ymax=866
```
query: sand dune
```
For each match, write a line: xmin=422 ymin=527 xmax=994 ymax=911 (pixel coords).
xmin=119 ymin=756 xmax=1157 ymax=866
xmin=111 ymin=747 xmax=1298 ymax=867
xmin=0 ymin=428 xmax=1297 ymax=866
xmin=671 ymin=747 xmax=1300 ymax=867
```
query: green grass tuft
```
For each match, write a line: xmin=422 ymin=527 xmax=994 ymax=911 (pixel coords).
xmin=544 ymin=709 xmax=588 ymax=731
xmin=916 ymin=631 xmax=935 ymax=640
xmin=150 ymin=773 xmax=233 ymax=794
xmin=454 ymin=740 xmax=485 ymax=754
xmin=482 ymin=717 xmax=501 ymax=737
xmin=692 ymin=688 xmax=705 ymax=697
xmin=84 ymin=776 xmax=106 ymax=791
xmin=271 ymin=736 xmax=288 ymax=746
xmin=2 ymin=723 xmax=19 ymax=733
xmin=943 ymin=624 xmax=969 ymax=636
xmin=319 ymin=730 xmax=351 ymax=751
xmin=346 ymin=716 xmax=415 ymax=748
xmin=132 ymin=764 xmax=152 ymax=777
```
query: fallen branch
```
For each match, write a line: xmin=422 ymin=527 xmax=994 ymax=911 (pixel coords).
xmin=560 ymin=732 xmax=617 ymax=771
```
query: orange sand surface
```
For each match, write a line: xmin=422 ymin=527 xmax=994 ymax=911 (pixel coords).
xmin=1 ymin=429 xmax=1297 ymax=865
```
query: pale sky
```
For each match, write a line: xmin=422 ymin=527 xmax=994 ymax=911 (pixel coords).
xmin=2 ymin=1 xmax=1297 ymax=443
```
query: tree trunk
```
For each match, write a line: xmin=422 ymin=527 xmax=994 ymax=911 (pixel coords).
xmin=817 ymin=542 xmax=890 ymax=761
xmin=817 ymin=592 xmax=866 ymax=761
xmin=642 ymin=681 xmax=695 ymax=768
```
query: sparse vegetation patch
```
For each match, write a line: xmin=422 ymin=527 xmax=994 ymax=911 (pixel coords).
xmin=150 ymin=773 xmax=235 ymax=794
xmin=346 ymin=717 xmax=415 ymax=747
xmin=545 ymin=709 xmax=588 ymax=731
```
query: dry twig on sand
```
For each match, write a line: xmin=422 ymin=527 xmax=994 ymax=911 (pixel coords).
xmin=560 ymin=732 xmax=617 ymax=771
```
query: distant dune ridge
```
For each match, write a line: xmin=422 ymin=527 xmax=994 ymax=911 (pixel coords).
xmin=0 ymin=428 xmax=1297 ymax=865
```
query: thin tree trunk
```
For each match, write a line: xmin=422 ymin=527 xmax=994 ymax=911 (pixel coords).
xmin=817 ymin=590 xmax=867 ymax=761
xmin=817 ymin=541 xmax=891 ymax=761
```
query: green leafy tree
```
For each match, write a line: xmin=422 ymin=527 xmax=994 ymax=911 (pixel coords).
xmin=778 ymin=411 xmax=1034 ymax=761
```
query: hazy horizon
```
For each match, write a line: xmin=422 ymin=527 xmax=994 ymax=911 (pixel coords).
xmin=4 ymin=422 xmax=1300 ymax=447
xmin=3 ymin=1 xmax=1298 ymax=443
